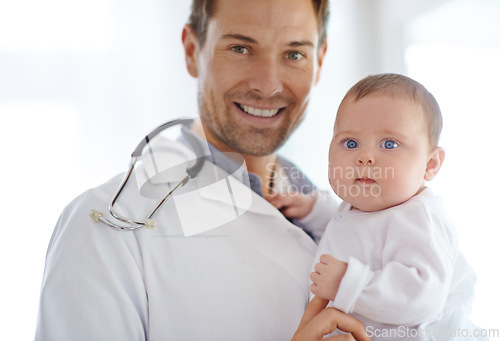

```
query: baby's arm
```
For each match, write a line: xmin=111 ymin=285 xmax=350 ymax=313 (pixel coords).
xmin=330 ymin=205 xmax=456 ymax=326
xmin=334 ymin=244 xmax=452 ymax=326
xmin=309 ymin=254 xmax=347 ymax=301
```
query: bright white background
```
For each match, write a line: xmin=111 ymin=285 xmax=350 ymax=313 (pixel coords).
xmin=0 ymin=0 xmax=498 ymax=339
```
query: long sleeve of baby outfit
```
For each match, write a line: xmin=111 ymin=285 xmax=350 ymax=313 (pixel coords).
xmin=320 ymin=190 xmax=460 ymax=327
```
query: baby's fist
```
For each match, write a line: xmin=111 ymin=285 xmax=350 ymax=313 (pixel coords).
xmin=310 ymin=254 xmax=347 ymax=301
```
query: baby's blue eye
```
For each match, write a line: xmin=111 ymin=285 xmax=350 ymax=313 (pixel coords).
xmin=343 ymin=139 xmax=358 ymax=149
xmin=382 ymin=140 xmax=399 ymax=149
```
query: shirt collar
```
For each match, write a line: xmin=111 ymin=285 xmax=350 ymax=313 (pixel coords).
xmin=179 ymin=127 xmax=264 ymax=194
xmin=179 ymin=126 xmax=312 ymax=198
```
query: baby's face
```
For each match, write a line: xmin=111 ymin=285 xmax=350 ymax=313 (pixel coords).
xmin=329 ymin=94 xmax=432 ymax=211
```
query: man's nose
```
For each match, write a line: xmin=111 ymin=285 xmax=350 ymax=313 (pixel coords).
xmin=247 ymin=57 xmax=283 ymax=97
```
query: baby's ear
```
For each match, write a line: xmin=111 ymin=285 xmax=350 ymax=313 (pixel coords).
xmin=424 ymin=147 xmax=445 ymax=181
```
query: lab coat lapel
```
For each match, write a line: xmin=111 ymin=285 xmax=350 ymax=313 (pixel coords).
xmin=171 ymin=168 xmax=282 ymax=236
xmin=195 ymin=173 xmax=280 ymax=217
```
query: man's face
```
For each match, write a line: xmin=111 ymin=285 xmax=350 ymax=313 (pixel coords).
xmin=184 ymin=0 xmax=326 ymax=156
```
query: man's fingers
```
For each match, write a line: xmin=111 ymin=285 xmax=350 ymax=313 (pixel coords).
xmin=293 ymin=303 xmax=370 ymax=341
xmin=295 ymin=296 xmax=329 ymax=333
xmin=324 ymin=334 xmax=356 ymax=341
xmin=323 ymin=308 xmax=370 ymax=341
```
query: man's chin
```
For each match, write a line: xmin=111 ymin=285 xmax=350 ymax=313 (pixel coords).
xmin=224 ymin=132 xmax=286 ymax=156
xmin=228 ymin=140 xmax=282 ymax=156
xmin=198 ymin=113 xmax=288 ymax=156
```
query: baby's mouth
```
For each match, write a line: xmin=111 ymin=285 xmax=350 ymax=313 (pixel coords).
xmin=356 ymin=177 xmax=376 ymax=184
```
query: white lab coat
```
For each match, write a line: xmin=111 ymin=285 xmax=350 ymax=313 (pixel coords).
xmin=35 ymin=160 xmax=318 ymax=340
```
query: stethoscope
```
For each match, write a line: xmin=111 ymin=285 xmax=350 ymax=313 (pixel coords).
xmin=89 ymin=118 xmax=205 ymax=231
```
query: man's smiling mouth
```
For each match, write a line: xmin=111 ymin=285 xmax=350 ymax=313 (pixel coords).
xmin=236 ymin=103 xmax=283 ymax=118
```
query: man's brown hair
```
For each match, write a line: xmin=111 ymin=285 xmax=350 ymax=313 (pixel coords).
xmin=188 ymin=0 xmax=329 ymax=48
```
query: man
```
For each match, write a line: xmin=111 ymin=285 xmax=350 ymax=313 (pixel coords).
xmin=184 ymin=0 xmax=327 ymax=196
xmin=35 ymin=0 xmax=366 ymax=339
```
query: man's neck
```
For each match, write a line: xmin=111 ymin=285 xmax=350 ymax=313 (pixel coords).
xmin=191 ymin=118 xmax=278 ymax=195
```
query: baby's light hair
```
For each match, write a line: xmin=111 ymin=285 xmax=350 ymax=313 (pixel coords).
xmin=338 ymin=73 xmax=443 ymax=147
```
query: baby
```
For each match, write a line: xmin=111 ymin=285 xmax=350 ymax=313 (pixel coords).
xmin=269 ymin=74 xmax=481 ymax=340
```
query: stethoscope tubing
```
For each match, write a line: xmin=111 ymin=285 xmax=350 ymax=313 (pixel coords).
xmin=89 ymin=117 xmax=204 ymax=231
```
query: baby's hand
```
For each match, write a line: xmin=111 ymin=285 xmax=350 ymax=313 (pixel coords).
xmin=310 ymin=254 xmax=348 ymax=301
xmin=266 ymin=192 xmax=316 ymax=219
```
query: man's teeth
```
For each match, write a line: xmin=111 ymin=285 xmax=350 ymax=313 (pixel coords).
xmin=241 ymin=105 xmax=279 ymax=117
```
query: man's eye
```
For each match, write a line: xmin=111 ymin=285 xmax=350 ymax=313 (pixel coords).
xmin=286 ymin=51 xmax=304 ymax=60
xmin=343 ymin=139 xmax=358 ymax=149
xmin=381 ymin=140 xmax=399 ymax=149
xmin=231 ymin=46 xmax=248 ymax=54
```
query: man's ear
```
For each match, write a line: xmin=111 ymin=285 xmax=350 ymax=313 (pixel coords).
xmin=314 ymin=41 xmax=327 ymax=85
xmin=424 ymin=147 xmax=445 ymax=181
xmin=182 ymin=24 xmax=199 ymax=78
